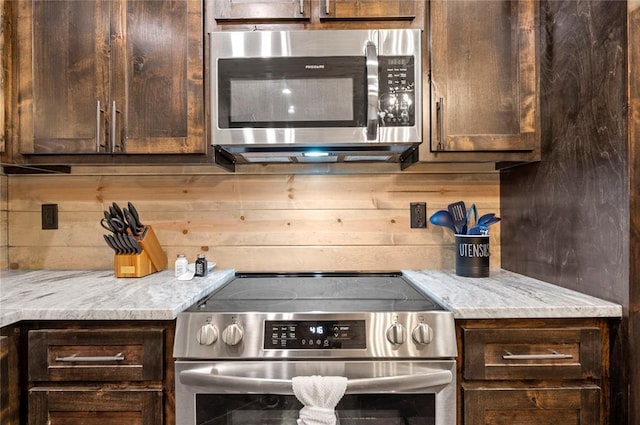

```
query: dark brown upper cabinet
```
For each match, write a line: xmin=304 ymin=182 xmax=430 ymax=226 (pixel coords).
xmin=424 ymin=0 xmax=539 ymax=162
xmin=214 ymin=0 xmax=312 ymax=21
xmin=318 ymin=0 xmax=416 ymax=21
xmin=15 ymin=0 xmax=204 ymax=156
xmin=213 ymin=0 xmax=414 ymax=22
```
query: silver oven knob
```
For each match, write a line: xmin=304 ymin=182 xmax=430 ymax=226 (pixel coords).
xmin=222 ymin=323 xmax=244 ymax=346
xmin=386 ymin=322 xmax=406 ymax=345
xmin=196 ymin=324 xmax=218 ymax=346
xmin=412 ymin=322 xmax=433 ymax=345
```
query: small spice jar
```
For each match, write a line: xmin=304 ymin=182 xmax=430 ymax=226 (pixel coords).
xmin=194 ymin=254 xmax=208 ymax=277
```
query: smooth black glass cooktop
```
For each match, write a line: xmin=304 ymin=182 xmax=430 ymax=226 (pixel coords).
xmin=188 ymin=272 xmax=442 ymax=313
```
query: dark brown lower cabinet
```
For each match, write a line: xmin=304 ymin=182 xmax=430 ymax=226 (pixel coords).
xmin=458 ymin=319 xmax=611 ymax=425
xmin=1 ymin=328 xmax=20 ymax=425
xmin=29 ymin=388 xmax=162 ymax=425
xmin=25 ymin=323 xmax=175 ymax=425
xmin=463 ymin=386 xmax=600 ymax=424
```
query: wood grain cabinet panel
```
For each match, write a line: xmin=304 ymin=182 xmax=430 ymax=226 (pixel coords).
xmin=318 ymin=0 xmax=416 ymax=21
xmin=0 ymin=329 xmax=20 ymax=425
xmin=425 ymin=0 xmax=539 ymax=161
xmin=27 ymin=327 xmax=165 ymax=425
xmin=15 ymin=0 xmax=204 ymax=156
xmin=464 ymin=327 xmax=601 ymax=381
xmin=463 ymin=386 xmax=600 ymax=425
xmin=28 ymin=329 xmax=163 ymax=382
xmin=29 ymin=388 xmax=162 ymax=425
xmin=214 ymin=0 xmax=311 ymax=21
xmin=458 ymin=320 xmax=609 ymax=425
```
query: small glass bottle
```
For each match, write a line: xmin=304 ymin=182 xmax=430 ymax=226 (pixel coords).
xmin=195 ymin=254 xmax=208 ymax=277
xmin=175 ymin=254 xmax=188 ymax=277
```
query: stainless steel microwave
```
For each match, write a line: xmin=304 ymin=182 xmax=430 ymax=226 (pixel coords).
xmin=210 ymin=29 xmax=422 ymax=170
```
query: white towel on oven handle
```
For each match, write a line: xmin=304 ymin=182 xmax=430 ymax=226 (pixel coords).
xmin=292 ymin=375 xmax=348 ymax=425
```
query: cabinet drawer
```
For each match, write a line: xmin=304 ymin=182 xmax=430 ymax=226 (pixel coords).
xmin=463 ymin=327 xmax=601 ymax=380
xmin=463 ymin=386 xmax=600 ymax=425
xmin=29 ymin=388 xmax=162 ymax=425
xmin=28 ymin=329 xmax=163 ymax=382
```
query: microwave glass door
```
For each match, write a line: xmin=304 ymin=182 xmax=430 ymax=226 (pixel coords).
xmin=217 ymin=57 xmax=367 ymax=128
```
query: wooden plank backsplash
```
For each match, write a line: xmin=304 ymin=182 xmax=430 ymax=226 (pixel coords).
xmin=5 ymin=172 xmax=500 ymax=271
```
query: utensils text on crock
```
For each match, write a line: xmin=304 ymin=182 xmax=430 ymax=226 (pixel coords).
xmin=429 ymin=210 xmax=457 ymax=234
xmin=447 ymin=201 xmax=467 ymax=234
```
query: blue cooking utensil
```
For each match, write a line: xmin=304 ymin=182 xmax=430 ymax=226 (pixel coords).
xmin=447 ymin=201 xmax=467 ymax=234
xmin=482 ymin=216 xmax=501 ymax=227
xmin=462 ymin=203 xmax=477 ymax=234
xmin=478 ymin=213 xmax=496 ymax=226
xmin=429 ymin=210 xmax=457 ymax=234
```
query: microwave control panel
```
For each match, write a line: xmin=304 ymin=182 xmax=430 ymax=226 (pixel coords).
xmin=378 ymin=56 xmax=416 ymax=127
xmin=265 ymin=320 xmax=366 ymax=350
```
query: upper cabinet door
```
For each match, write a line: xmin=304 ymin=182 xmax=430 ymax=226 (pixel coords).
xmin=16 ymin=0 xmax=204 ymax=156
xmin=319 ymin=0 xmax=416 ymax=21
xmin=214 ymin=0 xmax=311 ymax=21
xmin=18 ymin=0 xmax=110 ymax=154
xmin=428 ymin=0 xmax=538 ymax=153
xmin=112 ymin=0 xmax=205 ymax=154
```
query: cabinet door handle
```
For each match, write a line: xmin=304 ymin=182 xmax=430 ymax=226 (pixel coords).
xmin=299 ymin=0 xmax=304 ymax=14
xmin=55 ymin=352 xmax=125 ymax=362
xmin=110 ymin=101 xmax=124 ymax=153
xmin=325 ymin=0 xmax=330 ymax=14
xmin=503 ymin=351 xmax=573 ymax=360
xmin=95 ymin=100 xmax=105 ymax=153
xmin=436 ymin=97 xmax=444 ymax=150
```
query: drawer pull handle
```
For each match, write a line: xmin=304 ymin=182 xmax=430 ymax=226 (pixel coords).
xmin=55 ymin=352 xmax=125 ymax=362
xmin=503 ymin=351 xmax=573 ymax=360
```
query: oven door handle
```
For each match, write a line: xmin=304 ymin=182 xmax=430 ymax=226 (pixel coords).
xmin=179 ymin=367 xmax=453 ymax=395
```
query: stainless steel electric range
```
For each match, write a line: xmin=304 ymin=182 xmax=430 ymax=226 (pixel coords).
xmin=173 ymin=272 xmax=457 ymax=425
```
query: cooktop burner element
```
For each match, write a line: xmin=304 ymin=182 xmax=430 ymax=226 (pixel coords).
xmin=188 ymin=272 xmax=441 ymax=313
xmin=174 ymin=272 xmax=456 ymax=360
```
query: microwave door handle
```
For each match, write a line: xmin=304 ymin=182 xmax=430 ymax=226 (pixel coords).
xmin=365 ymin=41 xmax=379 ymax=141
xmin=179 ymin=368 xmax=452 ymax=395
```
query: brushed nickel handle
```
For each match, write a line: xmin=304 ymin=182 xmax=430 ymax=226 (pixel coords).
xmin=110 ymin=101 xmax=124 ymax=153
xmin=111 ymin=100 xmax=117 ymax=153
xmin=299 ymin=0 xmax=304 ymax=14
xmin=95 ymin=100 xmax=105 ymax=152
xmin=325 ymin=0 xmax=330 ymax=14
xmin=503 ymin=351 xmax=573 ymax=360
xmin=437 ymin=97 xmax=444 ymax=150
xmin=55 ymin=352 xmax=125 ymax=362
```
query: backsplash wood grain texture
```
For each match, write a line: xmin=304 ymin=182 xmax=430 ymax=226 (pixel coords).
xmin=5 ymin=172 xmax=499 ymax=272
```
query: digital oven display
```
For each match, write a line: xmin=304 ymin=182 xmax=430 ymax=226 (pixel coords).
xmin=264 ymin=320 xmax=366 ymax=349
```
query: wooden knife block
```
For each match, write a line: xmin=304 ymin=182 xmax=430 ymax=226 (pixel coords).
xmin=114 ymin=226 xmax=168 ymax=278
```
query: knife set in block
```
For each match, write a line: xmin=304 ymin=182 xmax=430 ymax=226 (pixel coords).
xmin=114 ymin=225 xmax=168 ymax=278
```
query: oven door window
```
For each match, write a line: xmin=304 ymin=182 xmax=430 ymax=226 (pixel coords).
xmin=195 ymin=394 xmax=435 ymax=425
xmin=217 ymin=57 xmax=367 ymax=129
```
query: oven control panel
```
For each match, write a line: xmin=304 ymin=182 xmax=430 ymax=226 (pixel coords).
xmin=265 ymin=320 xmax=366 ymax=350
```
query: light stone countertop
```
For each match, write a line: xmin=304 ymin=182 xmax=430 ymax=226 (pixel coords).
xmin=403 ymin=269 xmax=622 ymax=319
xmin=0 ymin=268 xmax=235 ymax=327
xmin=0 ymin=268 xmax=622 ymax=328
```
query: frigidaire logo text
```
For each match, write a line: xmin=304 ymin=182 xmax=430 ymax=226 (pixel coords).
xmin=458 ymin=243 xmax=490 ymax=258
xmin=305 ymin=64 xmax=325 ymax=69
